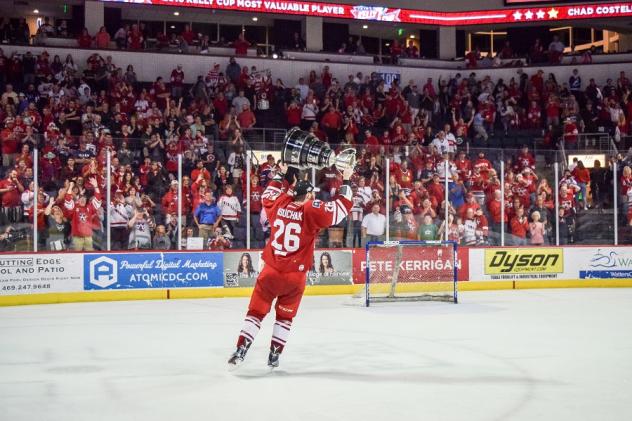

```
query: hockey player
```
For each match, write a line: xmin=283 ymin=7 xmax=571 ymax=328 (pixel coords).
xmin=228 ymin=162 xmax=353 ymax=369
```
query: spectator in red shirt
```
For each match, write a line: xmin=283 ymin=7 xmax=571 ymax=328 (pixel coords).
xmin=77 ymin=28 xmax=93 ymax=49
xmin=286 ymin=101 xmax=302 ymax=128
xmin=181 ymin=24 xmax=197 ymax=46
xmin=516 ymin=146 xmax=535 ymax=172
xmin=0 ymin=169 xmax=24 ymax=223
xmin=390 ymin=39 xmax=402 ymax=64
xmin=321 ymin=106 xmax=342 ymax=145
xmin=465 ymin=47 xmax=479 ymax=69
xmin=572 ymin=161 xmax=591 ymax=210
xmin=487 ymin=189 xmax=506 ymax=237
xmin=563 ymin=118 xmax=578 ymax=149
xmin=63 ymin=178 xmax=102 ymax=251
xmin=510 ymin=206 xmax=528 ymax=245
xmin=237 ymin=104 xmax=256 ymax=129
xmin=233 ymin=32 xmax=250 ymax=56
xmin=95 ymin=26 xmax=111 ymax=49
xmin=127 ymin=24 xmax=144 ymax=50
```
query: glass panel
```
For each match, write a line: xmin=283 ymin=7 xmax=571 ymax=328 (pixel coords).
xmin=220 ymin=24 xmax=243 ymax=46
xmin=141 ymin=21 xmax=164 ymax=39
xmin=192 ymin=22 xmax=218 ymax=42
xmin=0 ymin=127 xmax=617 ymax=252
xmin=244 ymin=25 xmax=266 ymax=45
xmin=361 ymin=35 xmax=380 ymax=55
xmin=166 ymin=21 xmax=186 ymax=37
xmin=0 ymin=150 xmax=34 ymax=252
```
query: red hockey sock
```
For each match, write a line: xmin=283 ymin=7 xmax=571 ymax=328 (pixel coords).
xmin=270 ymin=318 xmax=292 ymax=353
xmin=237 ymin=313 xmax=262 ymax=348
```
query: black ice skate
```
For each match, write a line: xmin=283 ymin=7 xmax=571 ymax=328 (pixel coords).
xmin=267 ymin=346 xmax=281 ymax=369
xmin=227 ymin=339 xmax=251 ymax=371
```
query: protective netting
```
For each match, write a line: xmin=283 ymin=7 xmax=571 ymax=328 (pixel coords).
xmin=362 ymin=241 xmax=457 ymax=305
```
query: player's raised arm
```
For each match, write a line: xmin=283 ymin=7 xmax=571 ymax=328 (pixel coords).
xmin=307 ymin=167 xmax=354 ymax=230
xmin=261 ymin=162 xmax=293 ymax=210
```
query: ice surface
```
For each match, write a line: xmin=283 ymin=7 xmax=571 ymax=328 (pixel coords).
xmin=0 ymin=289 xmax=631 ymax=421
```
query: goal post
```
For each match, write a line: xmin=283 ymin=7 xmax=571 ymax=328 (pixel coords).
xmin=363 ymin=240 xmax=458 ymax=306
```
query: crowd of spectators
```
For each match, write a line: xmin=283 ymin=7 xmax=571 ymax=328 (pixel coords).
xmin=0 ymin=43 xmax=631 ymax=252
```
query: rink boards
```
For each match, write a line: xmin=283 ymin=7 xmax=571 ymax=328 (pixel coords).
xmin=1 ymin=246 xmax=632 ymax=305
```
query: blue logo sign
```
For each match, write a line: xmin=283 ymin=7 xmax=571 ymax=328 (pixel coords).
xmin=377 ymin=72 xmax=400 ymax=88
xmin=84 ymin=252 xmax=223 ymax=289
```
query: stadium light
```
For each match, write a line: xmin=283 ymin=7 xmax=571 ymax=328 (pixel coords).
xmin=362 ymin=24 xmax=368 ymax=29
xmin=33 ymin=9 xmax=39 ymax=14
xmin=173 ymin=11 xmax=180 ymax=16
xmin=252 ymin=17 xmax=258 ymax=21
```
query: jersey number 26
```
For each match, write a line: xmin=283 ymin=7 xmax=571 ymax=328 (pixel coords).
xmin=271 ymin=220 xmax=301 ymax=256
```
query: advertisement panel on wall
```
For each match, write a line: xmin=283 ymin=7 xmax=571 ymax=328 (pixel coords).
xmin=83 ymin=252 xmax=224 ymax=290
xmin=351 ymin=247 xmax=469 ymax=284
xmin=575 ymin=247 xmax=632 ymax=279
xmin=470 ymin=247 xmax=564 ymax=281
xmin=467 ymin=247 xmax=632 ymax=282
xmin=0 ymin=254 xmax=83 ymax=296
xmin=223 ymin=249 xmax=353 ymax=287
xmin=484 ymin=248 xmax=564 ymax=276
xmin=224 ymin=251 xmax=263 ymax=287
xmin=308 ymin=250 xmax=353 ymax=285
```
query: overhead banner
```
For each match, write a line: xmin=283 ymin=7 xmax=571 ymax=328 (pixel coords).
xmin=83 ymin=252 xmax=224 ymax=289
xmin=100 ymin=1 xmax=632 ymax=26
xmin=0 ymin=254 xmax=83 ymax=296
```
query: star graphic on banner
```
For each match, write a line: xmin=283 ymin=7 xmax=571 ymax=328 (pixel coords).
xmin=525 ymin=10 xmax=534 ymax=20
xmin=548 ymin=8 xmax=559 ymax=19
xmin=536 ymin=9 xmax=545 ymax=19
xmin=513 ymin=10 xmax=523 ymax=20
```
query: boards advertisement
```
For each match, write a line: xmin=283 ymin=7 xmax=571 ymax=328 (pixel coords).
xmin=223 ymin=250 xmax=353 ymax=287
xmin=0 ymin=254 xmax=83 ymax=296
xmin=467 ymin=247 xmax=632 ymax=282
xmin=351 ymin=246 xmax=469 ymax=284
xmin=223 ymin=251 xmax=263 ymax=287
xmin=307 ymin=250 xmax=353 ymax=285
xmin=575 ymin=247 xmax=632 ymax=279
xmin=83 ymin=252 xmax=224 ymax=290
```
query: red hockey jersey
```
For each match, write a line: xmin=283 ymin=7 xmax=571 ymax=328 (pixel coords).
xmin=261 ymin=179 xmax=352 ymax=273
xmin=64 ymin=193 xmax=102 ymax=238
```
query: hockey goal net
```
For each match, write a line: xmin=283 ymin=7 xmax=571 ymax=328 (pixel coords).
xmin=359 ymin=241 xmax=458 ymax=306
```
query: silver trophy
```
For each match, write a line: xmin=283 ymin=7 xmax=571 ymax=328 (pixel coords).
xmin=282 ymin=127 xmax=356 ymax=171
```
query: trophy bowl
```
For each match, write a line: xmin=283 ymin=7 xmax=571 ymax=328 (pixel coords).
xmin=282 ymin=127 xmax=356 ymax=171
